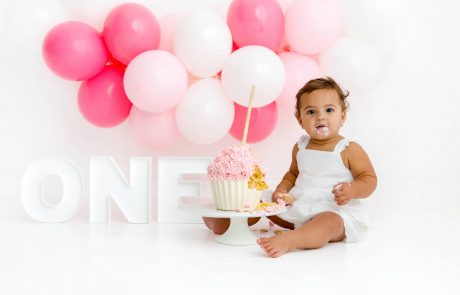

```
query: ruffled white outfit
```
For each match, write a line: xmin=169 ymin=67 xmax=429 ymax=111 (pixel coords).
xmin=275 ymin=135 xmax=370 ymax=242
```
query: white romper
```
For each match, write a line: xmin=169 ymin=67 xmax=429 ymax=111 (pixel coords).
xmin=276 ymin=135 xmax=370 ymax=242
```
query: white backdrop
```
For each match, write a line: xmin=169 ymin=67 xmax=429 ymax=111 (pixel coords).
xmin=0 ymin=0 xmax=459 ymax=222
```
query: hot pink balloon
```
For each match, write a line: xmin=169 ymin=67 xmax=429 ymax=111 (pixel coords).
xmin=227 ymin=0 xmax=284 ymax=51
xmin=42 ymin=21 xmax=108 ymax=81
xmin=77 ymin=65 xmax=132 ymax=128
xmin=277 ymin=52 xmax=323 ymax=110
xmin=229 ymin=102 xmax=278 ymax=144
xmin=129 ymin=107 xmax=180 ymax=150
xmin=103 ymin=3 xmax=160 ymax=65
xmin=285 ymin=0 xmax=343 ymax=55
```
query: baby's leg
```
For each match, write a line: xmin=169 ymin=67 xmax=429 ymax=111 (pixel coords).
xmin=202 ymin=217 xmax=261 ymax=235
xmin=257 ymin=211 xmax=345 ymax=258
xmin=267 ymin=215 xmax=295 ymax=230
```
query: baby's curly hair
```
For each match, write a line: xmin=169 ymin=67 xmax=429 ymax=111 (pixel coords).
xmin=295 ymin=77 xmax=349 ymax=117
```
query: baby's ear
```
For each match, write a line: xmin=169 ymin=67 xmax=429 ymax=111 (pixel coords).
xmin=341 ymin=110 xmax=347 ymax=125
xmin=295 ymin=111 xmax=302 ymax=125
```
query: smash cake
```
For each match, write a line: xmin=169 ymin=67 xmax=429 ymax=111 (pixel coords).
xmin=207 ymin=145 xmax=268 ymax=211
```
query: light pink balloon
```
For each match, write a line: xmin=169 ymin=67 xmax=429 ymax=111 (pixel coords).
xmin=78 ymin=65 xmax=132 ymax=128
xmin=42 ymin=21 xmax=108 ymax=81
xmin=158 ymin=13 xmax=184 ymax=53
xmin=103 ymin=3 xmax=160 ymax=65
xmin=285 ymin=0 xmax=343 ymax=55
xmin=129 ymin=107 xmax=180 ymax=150
xmin=277 ymin=52 xmax=323 ymax=110
xmin=229 ymin=102 xmax=278 ymax=144
xmin=123 ymin=50 xmax=188 ymax=113
xmin=227 ymin=0 xmax=284 ymax=51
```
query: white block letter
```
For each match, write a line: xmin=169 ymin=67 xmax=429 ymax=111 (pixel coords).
xmin=90 ymin=157 xmax=151 ymax=223
xmin=21 ymin=157 xmax=83 ymax=222
xmin=158 ymin=157 xmax=211 ymax=223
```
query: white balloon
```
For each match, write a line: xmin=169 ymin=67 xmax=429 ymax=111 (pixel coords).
xmin=173 ymin=10 xmax=232 ymax=78
xmin=319 ymin=37 xmax=382 ymax=95
xmin=2 ymin=0 xmax=68 ymax=51
xmin=339 ymin=0 xmax=403 ymax=40
xmin=62 ymin=0 xmax=124 ymax=31
xmin=368 ymin=28 xmax=400 ymax=63
xmin=176 ymin=78 xmax=234 ymax=144
xmin=338 ymin=0 xmax=402 ymax=64
xmin=221 ymin=46 xmax=285 ymax=108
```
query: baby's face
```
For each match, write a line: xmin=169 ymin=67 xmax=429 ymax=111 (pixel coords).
xmin=297 ymin=89 xmax=346 ymax=141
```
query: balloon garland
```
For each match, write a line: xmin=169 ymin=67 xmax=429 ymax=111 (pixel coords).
xmin=42 ymin=0 xmax=388 ymax=148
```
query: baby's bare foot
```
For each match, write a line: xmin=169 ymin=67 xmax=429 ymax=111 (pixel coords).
xmin=256 ymin=232 xmax=295 ymax=258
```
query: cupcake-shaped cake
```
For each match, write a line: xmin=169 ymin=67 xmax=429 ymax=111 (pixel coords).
xmin=207 ymin=145 xmax=268 ymax=211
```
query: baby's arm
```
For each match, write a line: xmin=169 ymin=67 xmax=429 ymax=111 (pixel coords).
xmin=273 ymin=143 xmax=299 ymax=202
xmin=334 ymin=142 xmax=377 ymax=205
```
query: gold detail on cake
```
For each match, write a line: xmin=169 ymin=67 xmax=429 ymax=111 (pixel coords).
xmin=254 ymin=202 xmax=276 ymax=211
xmin=248 ymin=165 xmax=268 ymax=190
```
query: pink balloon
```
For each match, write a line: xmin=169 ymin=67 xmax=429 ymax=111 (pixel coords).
xmin=285 ymin=0 xmax=343 ymax=55
xmin=227 ymin=0 xmax=284 ymax=51
xmin=275 ymin=34 xmax=291 ymax=54
xmin=277 ymin=52 xmax=323 ymax=110
xmin=123 ymin=50 xmax=188 ymax=113
xmin=78 ymin=65 xmax=132 ymax=128
xmin=309 ymin=54 xmax=320 ymax=64
xmin=42 ymin=21 xmax=108 ymax=81
xmin=103 ymin=3 xmax=160 ymax=65
xmin=129 ymin=107 xmax=180 ymax=150
xmin=158 ymin=13 xmax=184 ymax=53
xmin=229 ymin=102 xmax=278 ymax=143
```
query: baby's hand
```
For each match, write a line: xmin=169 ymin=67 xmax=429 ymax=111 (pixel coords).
xmin=272 ymin=192 xmax=295 ymax=205
xmin=272 ymin=191 xmax=282 ymax=203
xmin=332 ymin=182 xmax=355 ymax=206
xmin=280 ymin=193 xmax=295 ymax=205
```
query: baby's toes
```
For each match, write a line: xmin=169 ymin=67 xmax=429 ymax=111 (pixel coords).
xmin=258 ymin=237 xmax=270 ymax=246
xmin=267 ymin=246 xmax=278 ymax=257
xmin=270 ymin=251 xmax=281 ymax=258
xmin=263 ymin=243 xmax=275 ymax=254
xmin=263 ymin=244 xmax=274 ymax=255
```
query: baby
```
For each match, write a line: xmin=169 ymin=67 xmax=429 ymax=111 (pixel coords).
xmin=257 ymin=77 xmax=377 ymax=257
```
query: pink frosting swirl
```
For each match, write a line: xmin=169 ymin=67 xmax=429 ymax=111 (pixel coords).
xmin=207 ymin=145 xmax=261 ymax=181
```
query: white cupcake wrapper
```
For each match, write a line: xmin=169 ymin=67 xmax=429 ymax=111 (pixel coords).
xmin=211 ymin=180 xmax=262 ymax=211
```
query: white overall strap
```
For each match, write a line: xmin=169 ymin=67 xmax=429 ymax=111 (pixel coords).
xmin=297 ymin=135 xmax=310 ymax=150
xmin=333 ymin=138 xmax=350 ymax=153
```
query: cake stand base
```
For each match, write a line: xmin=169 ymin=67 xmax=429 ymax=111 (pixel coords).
xmin=182 ymin=201 xmax=286 ymax=246
xmin=215 ymin=217 xmax=257 ymax=245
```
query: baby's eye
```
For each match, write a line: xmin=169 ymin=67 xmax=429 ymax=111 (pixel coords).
xmin=326 ymin=107 xmax=335 ymax=113
xmin=306 ymin=109 xmax=315 ymax=115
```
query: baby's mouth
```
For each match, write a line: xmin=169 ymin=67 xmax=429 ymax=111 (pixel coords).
xmin=315 ymin=124 xmax=328 ymax=132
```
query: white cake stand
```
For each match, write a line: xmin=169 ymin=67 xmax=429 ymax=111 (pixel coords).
xmin=184 ymin=201 xmax=286 ymax=246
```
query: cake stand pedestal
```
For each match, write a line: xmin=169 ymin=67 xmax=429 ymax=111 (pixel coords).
xmin=182 ymin=201 xmax=286 ymax=246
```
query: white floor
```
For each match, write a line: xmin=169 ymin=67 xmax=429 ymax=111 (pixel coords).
xmin=1 ymin=181 xmax=459 ymax=295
